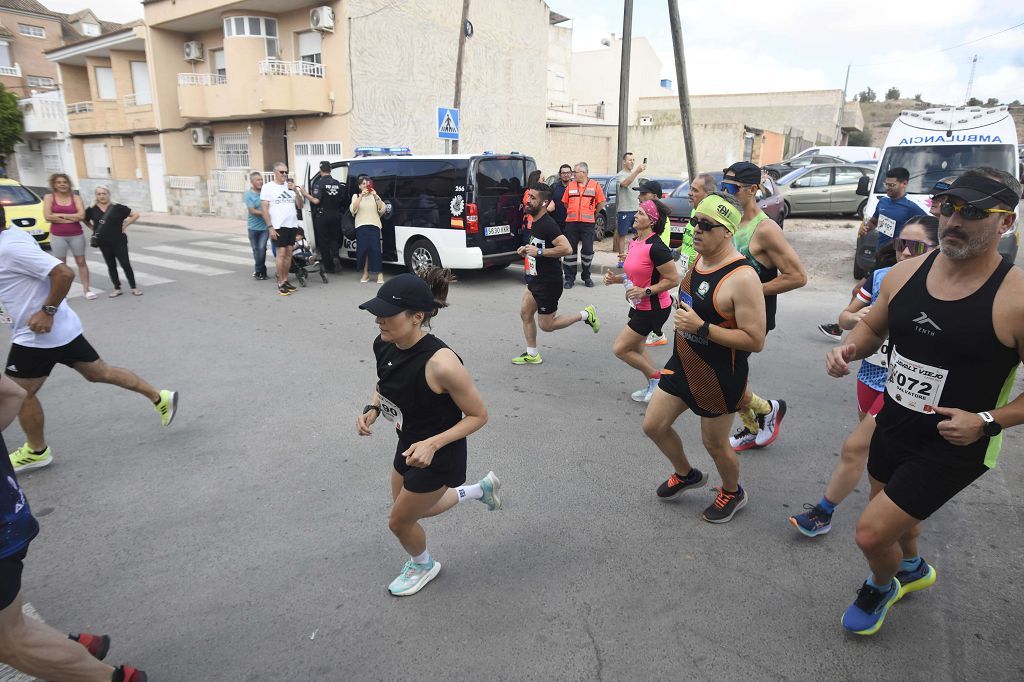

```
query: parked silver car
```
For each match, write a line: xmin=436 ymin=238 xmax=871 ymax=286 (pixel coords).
xmin=776 ymin=164 xmax=875 ymax=219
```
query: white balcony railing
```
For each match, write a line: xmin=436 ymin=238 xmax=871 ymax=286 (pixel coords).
xmin=123 ymin=92 xmax=152 ymax=107
xmin=258 ymin=59 xmax=324 ymax=78
xmin=177 ymin=73 xmax=227 ymax=86
xmin=66 ymin=101 xmax=94 ymax=114
xmin=19 ymin=96 xmax=65 ymax=121
xmin=0 ymin=63 xmax=22 ymax=77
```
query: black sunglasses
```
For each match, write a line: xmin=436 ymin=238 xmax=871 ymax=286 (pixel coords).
xmin=688 ymin=216 xmax=721 ymax=232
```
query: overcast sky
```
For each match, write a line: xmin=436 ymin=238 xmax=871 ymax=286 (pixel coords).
xmin=45 ymin=0 xmax=1024 ymax=104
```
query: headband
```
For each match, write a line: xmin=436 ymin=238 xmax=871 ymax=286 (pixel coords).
xmin=640 ymin=200 xmax=659 ymax=226
xmin=695 ymin=195 xmax=742 ymax=233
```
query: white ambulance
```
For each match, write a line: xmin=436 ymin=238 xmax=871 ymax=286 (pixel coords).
xmin=854 ymin=105 xmax=1020 ymax=276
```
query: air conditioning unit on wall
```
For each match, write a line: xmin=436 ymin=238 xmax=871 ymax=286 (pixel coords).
xmin=190 ymin=126 xmax=214 ymax=147
xmin=183 ymin=41 xmax=204 ymax=62
xmin=310 ymin=6 xmax=335 ymax=32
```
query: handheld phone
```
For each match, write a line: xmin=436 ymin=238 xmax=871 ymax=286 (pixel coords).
xmin=643 ymin=157 xmax=647 ymax=164
xmin=367 ymin=179 xmax=374 ymax=192
xmin=679 ymin=292 xmax=693 ymax=308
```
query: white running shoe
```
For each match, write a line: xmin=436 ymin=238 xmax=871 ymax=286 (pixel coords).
xmin=387 ymin=559 xmax=441 ymax=597
xmin=754 ymin=400 xmax=787 ymax=447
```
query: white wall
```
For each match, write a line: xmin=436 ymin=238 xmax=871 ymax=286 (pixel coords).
xmin=569 ymin=37 xmax=672 ymax=126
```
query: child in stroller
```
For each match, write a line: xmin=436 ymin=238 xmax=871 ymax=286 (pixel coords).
xmin=290 ymin=227 xmax=328 ymax=286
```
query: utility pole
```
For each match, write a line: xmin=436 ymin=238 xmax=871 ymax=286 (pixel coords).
xmin=964 ymin=54 xmax=979 ymax=104
xmin=451 ymin=0 xmax=471 ymax=154
xmin=835 ymin=63 xmax=850 ymax=145
xmin=615 ymin=0 xmax=634 ymax=171
xmin=666 ymin=0 xmax=696 ymax=180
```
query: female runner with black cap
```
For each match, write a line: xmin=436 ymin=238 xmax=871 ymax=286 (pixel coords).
xmin=356 ymin=268 xmax=501 ymax=596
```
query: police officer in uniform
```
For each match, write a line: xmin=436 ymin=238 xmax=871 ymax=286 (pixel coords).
xmin=301 ymin=161 xmax=344 ymax=273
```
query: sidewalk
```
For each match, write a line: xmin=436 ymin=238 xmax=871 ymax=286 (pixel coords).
xmin=135 ymin=212 xmax=248 ymax=236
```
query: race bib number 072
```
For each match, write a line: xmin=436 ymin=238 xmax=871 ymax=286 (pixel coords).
xmin=886 ymin=345 xmax=947 ymax=413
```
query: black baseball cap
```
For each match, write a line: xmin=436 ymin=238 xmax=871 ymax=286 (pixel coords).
xmin=723 ymin=162 xmax=762 ymax=185
xmin=319 ymin=160 xmax=332 ymax=171
xmin=359 ymin=273 xmax=435 ymax=317
xmin=932 ymin=173 xmax=1021 ymax=210
xmin=633 ymin=178 xmax=663 ymax=195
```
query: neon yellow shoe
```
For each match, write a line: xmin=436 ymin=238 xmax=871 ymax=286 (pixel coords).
xmin=9 ymin=443 xmax=53 ymax=472
xmin=583 ymin=305 xmax=600 ymax=333
xmin=511 ymin=352 xmax=542 ymax=365
xmin=154 ymin=390 xmax=178 ymax=427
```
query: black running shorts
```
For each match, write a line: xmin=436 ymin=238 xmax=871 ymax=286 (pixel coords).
xmin=5 ymin=335 xmax=100 ymax=379
xmin=393 ymin=437 xmax=468 ymax=493
xmin=528 ymin=277 xmax=563 ymax=315
xmin=274 ymin=227 xmax=297 ymax=247
xmin=656 ymin=347 xmax=747 ymax=418
xmin=0 ymin=547 xmax=28 ymax=610
xmin=627 ymin=307 xmax=671 ymax=337
xmin=868 ymin=427 xmax=988 ymax=520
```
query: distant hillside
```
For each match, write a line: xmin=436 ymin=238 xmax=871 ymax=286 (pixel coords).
xmin=860 ymin=99 xmax=1023 ymax=146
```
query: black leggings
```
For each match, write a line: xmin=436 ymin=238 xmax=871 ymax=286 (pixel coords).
xmin=98 ymin=239 xmax=136 ymax=289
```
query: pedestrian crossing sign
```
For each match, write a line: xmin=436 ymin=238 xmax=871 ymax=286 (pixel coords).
xmin=437 ymin=107 xmax=460 ymax=140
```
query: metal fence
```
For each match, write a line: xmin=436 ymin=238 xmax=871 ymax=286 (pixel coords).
xmin=257 ymin=59 xmax=324 ymax=78
xmin=176 ymin=73 xmax=228 ymax=86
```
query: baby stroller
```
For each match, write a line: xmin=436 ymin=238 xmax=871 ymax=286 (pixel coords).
xmin=290 ymin=233 xmax=328 ymax=286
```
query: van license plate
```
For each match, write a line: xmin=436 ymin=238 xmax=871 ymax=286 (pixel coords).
xmin=485 ymin=225 xmax=511 ymax=236
xmin=27 ymin=229 xmax=44 ymax=235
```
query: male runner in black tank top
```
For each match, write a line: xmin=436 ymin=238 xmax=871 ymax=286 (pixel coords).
xmin=643 ymin=193 xmax=767 ymax=523
xmin=826 ymin=169 xmax=1024 ymax=636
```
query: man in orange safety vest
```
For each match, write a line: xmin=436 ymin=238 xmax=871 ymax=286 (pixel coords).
xmin=560 ymin=162 xmax=606 ymax=288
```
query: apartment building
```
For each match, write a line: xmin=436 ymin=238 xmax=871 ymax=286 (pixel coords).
xmin=47 ymin=0 xmax=550 ymax=217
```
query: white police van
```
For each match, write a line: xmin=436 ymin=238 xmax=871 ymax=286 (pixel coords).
xmin=304 ymin=147 xmax=534 ymax=273
xmin=854 ymin=105 xmax=1020 ymax=276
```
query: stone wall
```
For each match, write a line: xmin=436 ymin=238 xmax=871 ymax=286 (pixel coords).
xmin=79 ymin=178 xmax=151 ymax=211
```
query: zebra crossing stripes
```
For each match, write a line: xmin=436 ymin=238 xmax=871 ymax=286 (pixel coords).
xmin=85 ymin=261 xmax=175 ymax=286
xmin=145 ymin=244 xmax=254 ymax=267
xmin=128 ymin=252 xmax=233 ymax=276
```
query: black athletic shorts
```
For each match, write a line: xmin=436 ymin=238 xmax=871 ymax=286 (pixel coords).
xmin=5 ymin=334 xmax=100 ymax=379
xmin=527 ymin=276 xmax=563 ymax=315
xmin=0 ymin=547 xmax=28 ymax=610
xmin=274 ymin=227 xmax=298 ymax=247
xmin=657 ymin=349 xmax=747 ymax=418
xmin=393 ymin=436 xmax=468 ymax=493
xmin=867 ymin=427 xmax=989 ymax=520
xmin=627 ymin=307 xmax=672 ymax=337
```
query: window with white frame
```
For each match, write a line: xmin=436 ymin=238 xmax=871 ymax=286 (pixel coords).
xmin=210 ymin=49 xmax=226 ymax=77
xmin=223 ymin=16 xmax=279 ymax=58
xmin=84 ymin=143 xmax=110 ymax=178
xmin=95 ymin=66 xmax=115 ymax=99
xmin=26 ymin=76 xmax=54 ymax=88
xmin=81 ymin=23 xmax=100 ymax=36
xmin=0 ymin=42 xmax=13 ymax=69
xmin=42 ymin=140 xmax=63 ymax=172
xmin=129 ymin=61 xmax=151 ymax=105
xmin=297 ymin=31 xmax=321 ymax=65
xmin=18 ymin=24 xmax=45 ymax=38
xmin=215 ymin=133 xmax=250 ymax=169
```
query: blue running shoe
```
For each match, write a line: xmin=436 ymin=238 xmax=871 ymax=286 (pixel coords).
xmin=895 ymin=559 xmax=936 ymax=599
xmin=388 ymin=559 xmax=441 ymax=597
xmin=841 ymin=578 xmax=901 ymax=635
xmin=479 ymin=471 xmax=501 ymax=511
xmin=789 ymin=503 xmax=832 ymax=537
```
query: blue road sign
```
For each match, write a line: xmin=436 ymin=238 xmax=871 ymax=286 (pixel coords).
xmin=437 ymin=107 xmax=460 ymax=140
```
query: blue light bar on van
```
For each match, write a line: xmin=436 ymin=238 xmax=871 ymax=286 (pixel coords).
xmin=353 ymin=146 xmax=412 ymax=157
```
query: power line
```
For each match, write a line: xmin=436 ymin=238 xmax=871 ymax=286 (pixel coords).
xmin=850 ymin=20 xmax=1024 ymax=67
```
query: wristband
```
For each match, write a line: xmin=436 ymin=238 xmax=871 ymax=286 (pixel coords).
xmin=362 ymin=404 xmax=381 ymax=416
xmin=538 ymin=246 xmax=544 ymax=257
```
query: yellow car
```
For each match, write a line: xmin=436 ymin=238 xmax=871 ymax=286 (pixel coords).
xmin=0 ymin=178 xmax=50 ymax=247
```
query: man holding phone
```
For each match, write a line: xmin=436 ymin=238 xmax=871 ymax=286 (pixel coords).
xmin=642 ymin=192 xmax=766 ymax=524
xmin=261 ymin=162 xmax=304 ymax=296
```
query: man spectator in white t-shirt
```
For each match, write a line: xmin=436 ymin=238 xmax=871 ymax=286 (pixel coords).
xmin=613 ymin=152 xmax=645 ymax=266
xmin=0 ymin=207 xmax=177 ymax=472
xmin=260 ymin=161 xmax=304 ymax=296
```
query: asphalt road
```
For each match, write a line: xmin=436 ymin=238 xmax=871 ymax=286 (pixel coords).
xmin=4 ymin=225 xmax=1023 ymax=681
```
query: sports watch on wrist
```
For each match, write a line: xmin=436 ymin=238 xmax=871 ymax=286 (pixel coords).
xmin=41 ymin=305 xmax=58 ymax=315
xmin=363 ymin=404 xmax=381 ymax=416
xmin=696 ymin=320 xmax=711 ymax=339
xmin=978 ymin=411 xmax=1002 ymax=437
xmin=644 ymin=287 xmax=652 ymax=297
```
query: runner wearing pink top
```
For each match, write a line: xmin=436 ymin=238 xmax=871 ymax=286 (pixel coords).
xmin=604 ymin=199 xmax=679 ymax=402
xmin=43 ymin=173 xmax=94 ymax=300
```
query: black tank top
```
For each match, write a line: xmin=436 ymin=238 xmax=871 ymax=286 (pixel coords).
xmin=374 ymin=334 xmax=464 ymax=443
xmin=877 ymin=251 xmax=1019 ymax=466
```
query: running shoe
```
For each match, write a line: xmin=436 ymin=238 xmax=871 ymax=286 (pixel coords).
xmin=645 ymin=332 xmax=668 ymax=347
xmin=789 ymin=503 xmax=832 ymax=537
xmin=69 ymin=632 xmax=110 ymax=660
xmin=154 ymin=390 xmax=178 ymax=427
xmin=702 ymin=487 xmax=748 ymax=523
xmin=9 ymin=443 xmax=52 ymax=472
xmin=114 ymin=665 xmax=148 ymax=682
xmin=388 ymin=559 xmax=442 ymax=597
xmin=895 ymin=558 xmax=936 ymax=598
xmin=583 ymin=305 xmax=600 ymax=333
xmin=729 ymin=425 xmax=759 ymax=452
xmin=754 ymin=400 xmax=787 ymax=448
xmin=841 ymin=578 xmax=901 ymax=635
xmin=630 ymin=386 xmax=649 ymax=402
xmin=478 ymin=471 xmax=502 ymax=511
xmin=284 ymin=281 xmax=297 ymax=291
xmin=278 ymin=283 xmax=291 ymax=296
xmin=818 ymin=323 xmax=843 ymax=341
xmin=511 ymin=352 xmax=543 ymax=365
xmin=656 ymin=468 xmax=707 ymax=499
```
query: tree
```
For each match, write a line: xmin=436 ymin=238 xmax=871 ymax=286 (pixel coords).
xmin=847 ymin=127 xmax=872 ymax=147
xmin=1011 ymin=100 xmax=1021 ymax=106
xmin=967 ymin=97 xmax=983 ymax=106
xmin=0 ymin=84 xmax=23 ymax=157
xmin=857 ymin=87 xmax=876 ymax=103
xmin=885 ymin=86 xmax=900 ymax=101
xmin=984 ymin=97 xmax=999 ymax=107
xmin=913 ymin=93 xmax=923 ymax=102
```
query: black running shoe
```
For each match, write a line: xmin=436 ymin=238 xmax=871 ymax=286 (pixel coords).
xmin=702 ymin=487 xmax=748 ymax=523
xmin=656 ymin=468 xmax=707 ymax=498
xmin=818 ymin=323 xmax=842 ymax=341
